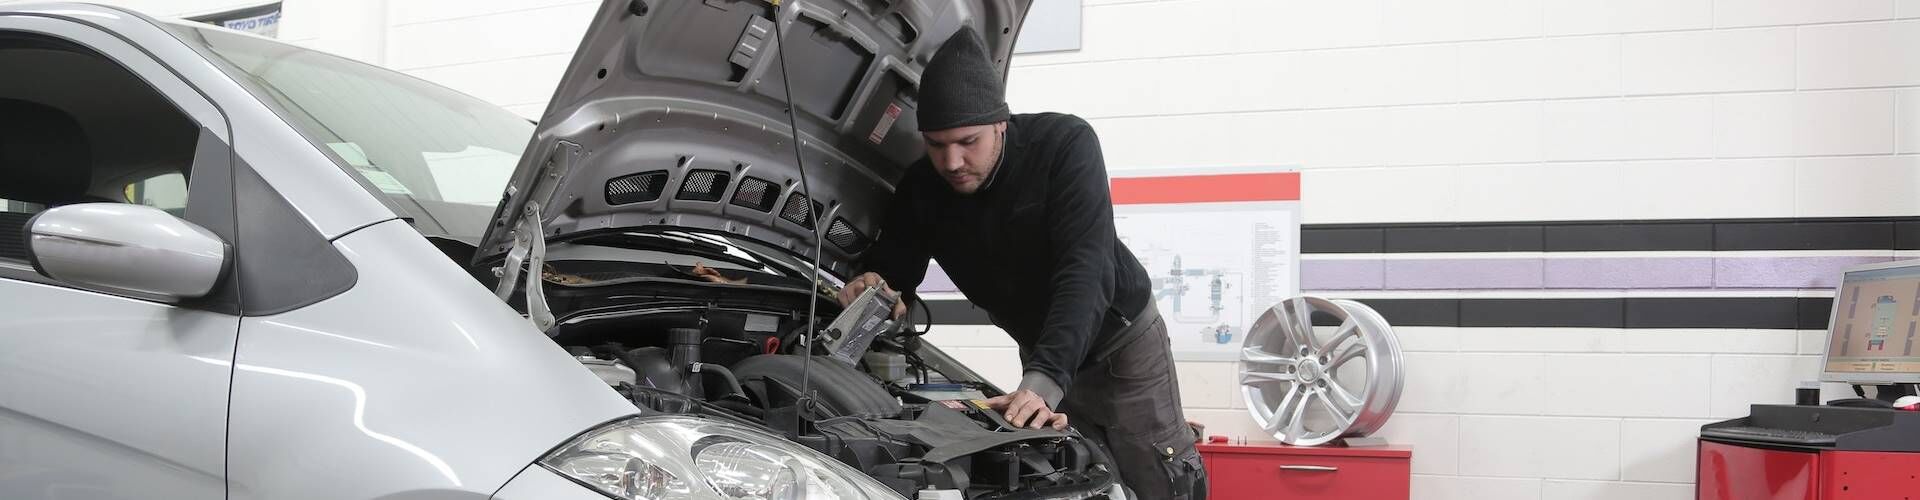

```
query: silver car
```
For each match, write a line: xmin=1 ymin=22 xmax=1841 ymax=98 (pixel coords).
xmin=0 ymin=1 xmax=1121 ymax=499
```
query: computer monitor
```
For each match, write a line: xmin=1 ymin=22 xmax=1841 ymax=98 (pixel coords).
xmin=1822 ymin=260 xmax=1920 ymax=385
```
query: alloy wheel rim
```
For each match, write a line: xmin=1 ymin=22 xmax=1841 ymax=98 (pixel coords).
xmin=1239 ymin=296 xmax=1404 ymax=446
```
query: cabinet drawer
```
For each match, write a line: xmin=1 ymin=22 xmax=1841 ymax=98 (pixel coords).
xmin=1696 ymin=440 xmax=1818 ymax=500
xmin=1204 ymin=452 xmax=1411 ymax=500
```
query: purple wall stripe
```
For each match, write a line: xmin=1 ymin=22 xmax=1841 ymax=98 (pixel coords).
xmin=1713 ymin=256 xmax=1893 ymax=289
xmin=1303 ymin=255 xmax=1912 ymax=291
xmin=1301 ymin=259 xmax=1385 ymax=290
xmin=1383 ymin=259 xmax=1544 ymax=290
xmin=919 ymin=263 xmax=960 ymax=293
xmin=1544 ymin=258 xmax=1715 ymax=289
xmin=922 ymin=256 xmax=1911 ymax=294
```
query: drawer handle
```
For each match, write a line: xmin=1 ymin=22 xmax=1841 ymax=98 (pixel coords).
xmin=1279 ymin=465 xmax=1339 ymax=472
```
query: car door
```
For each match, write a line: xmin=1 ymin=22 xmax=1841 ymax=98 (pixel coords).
xmin=0 ymin=13 xmax=239 ymax=500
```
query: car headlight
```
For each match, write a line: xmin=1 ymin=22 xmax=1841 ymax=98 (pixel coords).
xmin=540 ymin=415 xmax=904 ymax=500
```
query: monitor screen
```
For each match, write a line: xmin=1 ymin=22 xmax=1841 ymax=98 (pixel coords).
xmin=1824 ymin=261 xmax=1920 ymax=384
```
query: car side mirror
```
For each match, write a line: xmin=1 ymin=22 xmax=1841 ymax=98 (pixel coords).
xmin=26 ymin=203 xmax=229 ymax=303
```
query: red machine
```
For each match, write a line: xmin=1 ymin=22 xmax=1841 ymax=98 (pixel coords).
xmin=1697 ymin=439 xmax=1920 ymax=499
xmin=1696 ymin=404 xmax=1920 ymax=500
xmin=1198 ymin=441 xmax=1411 ymax=499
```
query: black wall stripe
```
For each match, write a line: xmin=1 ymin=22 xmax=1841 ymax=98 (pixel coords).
xmin=1899 ymin=221 xmax=1920 ymax=250
xmin=1350 ymin=299 xmax=1458 ymax=327
xmin=1462 ymin=299 xmax=1624 ymax=328
xmin=1305 ymin=217 xmax=1920 ymax=253
xmin=1715 ymin=221 xmax=1895 ymax=251
xmin=1544 ymin=223 xmax=1713 ymax=252
xmin=923 ymin=298 xmax=993 ymax=326
xmin=1385 ymin=226 xmax=1541 ymax=253
xmin=1301 ymin=228 xmax=1383 ymax=254
xmin=1798 ymin=299 xmax=1839 ymax=330
xmin=925 ymin=298 xmax=1837 ymax=330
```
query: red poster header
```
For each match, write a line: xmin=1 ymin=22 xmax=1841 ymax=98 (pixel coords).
xmin=1109 ymin=172 xmax=1301 ymax=205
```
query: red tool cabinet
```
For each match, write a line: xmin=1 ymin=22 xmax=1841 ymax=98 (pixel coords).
xmin=1696 ymin=439 xmax=1920 ymax=500
xmin=1198 ymin=442 xmax=1412 ymax=499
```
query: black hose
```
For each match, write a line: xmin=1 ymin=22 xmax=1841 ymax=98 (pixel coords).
xmin=624 ymin=384 xmax=763 ymax=426
xmin=711 ymin=398 xmax=767 ymax=420
xmin=912 ymin=295 xmax=933 ymax=336
xmin=699 ymin=364 xmax=747 ymax=400
xmin=703 ymin=337 xmax=756 ymax=348
xmin=778 ymin=322 xmax=812 ymax=355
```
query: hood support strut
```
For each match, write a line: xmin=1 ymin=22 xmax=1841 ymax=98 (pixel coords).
xmin=494 ymin=202 xmax=557 ymax=333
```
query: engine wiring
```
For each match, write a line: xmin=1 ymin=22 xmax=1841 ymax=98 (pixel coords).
xmin=911 ymin=294 xmax=934 ymax=336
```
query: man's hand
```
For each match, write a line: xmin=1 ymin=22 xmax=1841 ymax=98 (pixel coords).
xmin=984 ymin=389 xmax=1070 ymax=430
xmin=839 ymin=272 xmax=909 ymax=320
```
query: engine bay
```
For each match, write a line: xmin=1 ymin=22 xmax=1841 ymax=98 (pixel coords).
xmin=543 ymin=277 xmax=1118 ymax=499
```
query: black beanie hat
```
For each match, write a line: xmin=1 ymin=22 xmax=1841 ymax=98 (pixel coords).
xmin=917 ymin=28 xmax=1009 ymax=131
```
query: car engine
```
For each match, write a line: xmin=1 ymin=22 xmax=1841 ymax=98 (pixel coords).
xmin=546 ymin=284 xmax=1118 ymax=499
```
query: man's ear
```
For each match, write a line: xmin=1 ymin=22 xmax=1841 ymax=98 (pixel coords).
xmin=995 ymin=121 xmax=1008 ymax=134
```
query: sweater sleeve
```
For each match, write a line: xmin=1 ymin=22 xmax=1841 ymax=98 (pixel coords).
xmin=859 ymin=166 xmax=932 ymax=298
xmin=1021 ymin=121 xmax=1117 ymax=399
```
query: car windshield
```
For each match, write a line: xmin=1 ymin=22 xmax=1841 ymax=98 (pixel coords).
xmin=166 ymin=24 xmax=531 ymax=239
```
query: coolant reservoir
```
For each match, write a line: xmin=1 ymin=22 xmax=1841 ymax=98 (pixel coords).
xmin=917 ymin=489 xmax=964 ymax=500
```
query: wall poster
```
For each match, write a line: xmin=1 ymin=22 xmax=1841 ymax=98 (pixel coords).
xmin=1109 ymin=167 xmax=1301 ymax=362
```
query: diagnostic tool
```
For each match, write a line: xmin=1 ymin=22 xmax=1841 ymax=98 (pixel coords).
xmin=823 ymin=285 xmax=898 ymax=365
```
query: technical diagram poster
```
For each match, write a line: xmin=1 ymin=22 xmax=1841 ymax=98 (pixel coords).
xmin=1109 ymin=168 xmax=1301 ymax=362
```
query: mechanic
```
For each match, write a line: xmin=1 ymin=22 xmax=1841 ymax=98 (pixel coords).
xmin=838 ymin=28 xmax=1207 ymax=500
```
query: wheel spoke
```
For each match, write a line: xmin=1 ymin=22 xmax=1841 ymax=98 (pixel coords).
xmin=1285 ymin=389 xmax=1310 ymax=437
xmin=1267 ymin=303 xmax=1301 ymax=350
xmin=1263 ymin=412 xmax=1286 ymax=433
xmin=1265 ymin=385 xmax=1302 ymax=432
xmin=1286 ymin=297 xmax=1319 ymax=352
xmin=1328 ymin=342 xmax=1367 ymax=370
xmin=1242 ymin=347 xmax=1297 ymax=367
xmin=1326 ymin=378 xmax=1364 ymax=412
xmin=1318 ymin=319 xmax=1358 ymax=356
xmin=1241 ymin=370 xmax=1296 ymax=385
xmin=1261 ymin=302 xmax=1289 ymax=340
xmin=1317 ymin=391 xmax=1356 ymax=427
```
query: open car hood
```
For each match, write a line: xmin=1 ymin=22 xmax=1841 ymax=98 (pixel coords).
xmin=476 ymin=0 xmax=1030 ymax=277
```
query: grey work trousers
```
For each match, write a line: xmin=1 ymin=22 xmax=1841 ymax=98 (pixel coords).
xmin=1057 ymin=313 xmax=1208 ymax=500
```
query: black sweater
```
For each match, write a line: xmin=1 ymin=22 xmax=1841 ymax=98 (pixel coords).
xmin=861 ymin=113 xmax=1150 ymax=395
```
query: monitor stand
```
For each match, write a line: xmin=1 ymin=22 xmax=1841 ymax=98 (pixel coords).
xmin=1829 ymin=384 xmax=1918 ymax=408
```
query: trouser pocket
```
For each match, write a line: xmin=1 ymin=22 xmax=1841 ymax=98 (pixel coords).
xmin=1152 ymin=427 xmax=1208 ymax=500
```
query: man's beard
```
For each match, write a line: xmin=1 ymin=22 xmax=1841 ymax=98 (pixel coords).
xmin=965 ymin=129 xmax=1007 ymax=194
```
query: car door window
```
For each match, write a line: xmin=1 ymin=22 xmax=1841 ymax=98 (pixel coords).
xmin=124 ymin=171 xmax=190 ymax=215
xmin=0 ymin=199 xmax=39 ymax=259
xmin=0 ymin=34 xmax=201 ymax=264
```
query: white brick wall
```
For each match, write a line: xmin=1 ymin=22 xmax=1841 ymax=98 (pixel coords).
xmin=34 ymin=1 xmax=1920 ymax=498
xmin=1545 ymin=0 xmax=1712 ymax=35
xmin=1004 ymin=0 xmax=1920 ymax=225
xmin=1621 ymin=28 xmax=1796 ymax=95
xmin=1457 ymin=36 xmax=1621 ymax=102
xmin=1797 ymin=20 xmax=1920 ymax=90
